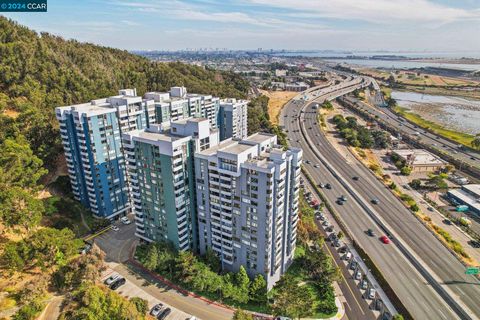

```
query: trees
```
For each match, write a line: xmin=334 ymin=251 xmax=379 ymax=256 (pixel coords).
xmin=471 ymin=134 xmax=480 ymax=150
xmin=0 ymin=186 xmax=44 ymax=234
xmin=409 ymin=179 xmax=422 ymax=190
xmin=236 ymin=266 xmax=251 ymax=304
xmin=0 ymin=135 xmax=47 ymax=189
xmin=130 ymin=297 xmax=149 ymax=315
xmin=232 ymin=309 xmax=253 ymax=320
xmin=143 ymin=244 xmax=159 ymax=271
xmin=400 ymin=166 xmax=412 ymax=176
xmin=59 ymin=284 xmax=144 ymax=320
xmin=271 ymin=275 xmax=316 ymax=319
xmin=249 ymin=274 xmax=267 ymax=303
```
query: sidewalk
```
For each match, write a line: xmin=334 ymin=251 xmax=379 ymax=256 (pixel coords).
xmin=373 ymin=149 xmax=480 ymax=265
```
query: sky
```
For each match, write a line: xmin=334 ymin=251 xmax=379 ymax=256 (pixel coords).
xmin=4 ymin=0 xmax=480 ymax=53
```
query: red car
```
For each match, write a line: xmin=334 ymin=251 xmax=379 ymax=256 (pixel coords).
xmin=380 ymin=235 xmax=390 ymax=244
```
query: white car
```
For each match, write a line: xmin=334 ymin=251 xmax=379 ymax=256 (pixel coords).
xmin=120 ymin=216 xmax=131 ymax=225
xmin=104 ymin=273 xmax=120 ymax=285
xmin=150 ymin=304 xmax=163 ymax=316
xmin=368 ymin=288 xmax=376 ymax=299
xmin=111 ymin=225 xmax=120 ymax=232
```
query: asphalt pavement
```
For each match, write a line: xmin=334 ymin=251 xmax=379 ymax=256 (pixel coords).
xmin=281 ymin=90 xmax=462 ymax=319
xmin=299 ymin=97 xmax=480 ymax=319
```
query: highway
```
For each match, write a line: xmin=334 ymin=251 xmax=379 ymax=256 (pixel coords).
xmin=341 ymin=95 xmax=480 ymax=172
xmin=280 ymin=80 xmax=480 ymax=319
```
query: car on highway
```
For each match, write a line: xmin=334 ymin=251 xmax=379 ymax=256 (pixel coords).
xmin=104 ymin=273 xmax=120 ymax=285
xmin=371 ymin=198 xmax=380 ymax=205
xmin=111 ymin=225 xmax=120 ymax=232
xmin=349 ymin=261 xmax=357 ymax=270
xmin=380 ymin=235 xmax=390 ymax=244
xmin=443 ymin=219 xmax=452 ymax=225
xmin=352 ymin=176 xmax=359 ymax=181
xmin=110 ymin=277 xmax=126 ymax=290
xmin=314 ymin=164 xmax=320 ymax=168
xmin=468 ymin=240 xmax=480 ymax=248
xmin=367 ymin=288 xmax=376 ymax=300
xmin=360 ymin=279 xmax=368 ymax=290
xmin=355 ymin=270 xmax=362 ymax=280
xmin=336 ymin=199 xmax=344 ymax=205
xmin=366 ymin=228 xmax=376 ymax=237
xmin=150 ymin=304 xmax=164 ymax=317
xmin=157 ymin=308 xmax=171 ymax=320
xmin=305 ymin=160 xmax=311 ymax=164
xmin=325 ymin=183 xmax=332 ymax=189
xmin=339 ymin=195 xmax=347 ymax=202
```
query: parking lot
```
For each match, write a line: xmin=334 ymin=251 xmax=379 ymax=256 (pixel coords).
xmin=93 ymin=215 xmax=137 ymax=262
xmin=102 ymin=267 xmax=193 ymax=320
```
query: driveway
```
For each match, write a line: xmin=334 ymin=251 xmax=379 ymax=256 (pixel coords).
xmin=94 ymin=218 xmax=137 ymax=262
xmin=102 ymin=266 xmax=193 ymax=320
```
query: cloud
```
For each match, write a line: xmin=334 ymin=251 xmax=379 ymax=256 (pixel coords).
xmin=248 ymin=0 xmax=480 ymax=25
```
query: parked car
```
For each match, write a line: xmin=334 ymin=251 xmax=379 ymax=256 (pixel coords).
xmin=360 ymin=279 xmax=368 ymax=290
xmin=339 ymin=246 xmax=348 ymax=254
xmin=349 ymin=261 xmax=357 ymax=270
xmin=343 ymin=252 xmax=352 ymax=260
xmin=355 ymin=270 xmax=362 ymax=280
xmin=104 ymin=273 xmax=120 ymax=286
xmin=110 ymin=277 xmax=126 ymax=290
xmin=443 ymin=219 xmax=452 ymax=225
xmin=150 ymin=304 xmax=163 ymax=317
xmin=80 ymin=243 xmax=92 ymax=255
xmin=367 ymin=288 xmax=376 ymax=300
xmin=121 ymin=216 xmax=131 ymax=225
xmin=111 ymin=225 xmax=120 ymax=232
xmin=380 ymin=235 xmax=390 ymax=244
xmin=157 ymin=308 xmax=171 ymax=320
xmin=318 ymin=183 xmax=325 ymax=188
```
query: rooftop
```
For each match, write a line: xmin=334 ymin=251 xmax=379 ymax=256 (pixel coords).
xmin=463 ymin=184 xmax=480 ymax=197
xmin=393 ymin=149 xmax=446 ymax=166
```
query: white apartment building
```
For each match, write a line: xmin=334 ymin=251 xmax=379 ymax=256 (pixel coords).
xmin=194 ymin=133 xmax=302 ymax=289
xmin=218 ymin=98 xmax=248 ymax=141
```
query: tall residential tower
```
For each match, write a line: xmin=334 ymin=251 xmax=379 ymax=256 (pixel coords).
xmin=194 ymin=133 xmax=302 ymax=289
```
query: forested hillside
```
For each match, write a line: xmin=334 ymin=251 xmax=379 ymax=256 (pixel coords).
xmin=0 ymin=16 xmax=249 ymax=319
xmin=0 ymin=16 xmax=249 ymax=168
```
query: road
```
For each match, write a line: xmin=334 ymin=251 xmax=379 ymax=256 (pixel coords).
xmin=341 ymin=96 xmax=480 ymax=172
xmin=280 ymin=80 xmax=479 ymax=319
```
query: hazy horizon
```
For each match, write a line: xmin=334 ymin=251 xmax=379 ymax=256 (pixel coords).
xmin=4 ymin=0 xmax=480 ymax=54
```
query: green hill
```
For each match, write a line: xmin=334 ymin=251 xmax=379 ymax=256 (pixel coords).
xmin=0 ymin=16 xmax=249 ymax=167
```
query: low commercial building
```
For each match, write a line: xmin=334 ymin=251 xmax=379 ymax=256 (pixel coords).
xmin=447 ymin=184 xmax=480 ymax=215
xmin=285 ymin=82 xmax=309 ymax=92
xmin=391 ymin=149 xmax=446 ymax=173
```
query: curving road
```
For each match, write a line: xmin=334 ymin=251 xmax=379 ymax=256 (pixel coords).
xmin=280 ymin=79 xmax=480 ymax=319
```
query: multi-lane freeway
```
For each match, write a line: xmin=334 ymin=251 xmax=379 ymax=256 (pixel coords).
xmin=280 ymin=78 xmax=480 ymax=320
xmin=341 ymin=95 xmax=480 ymax=173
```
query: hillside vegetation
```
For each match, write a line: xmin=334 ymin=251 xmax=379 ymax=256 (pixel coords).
xmin=0 ymin=16 xmax=249 ymax=168
xmin=0 ymin=16 xmax=249 ymax=319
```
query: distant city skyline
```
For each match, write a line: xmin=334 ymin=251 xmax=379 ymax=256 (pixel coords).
xmin=4 ymin=0 xmax=480 ymax=54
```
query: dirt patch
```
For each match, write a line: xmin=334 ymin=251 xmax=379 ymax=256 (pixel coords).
xmin=3 ymin=109 xmax=20 ymax=119
xmin=259 ymin=90 xmax=297 ymax=124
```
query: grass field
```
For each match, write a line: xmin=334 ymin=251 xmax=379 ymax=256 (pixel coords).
xmin=259 ymin=89 xmax=297 ymax=124
xmin=394 ymin=106 xmax=475 ymax=147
